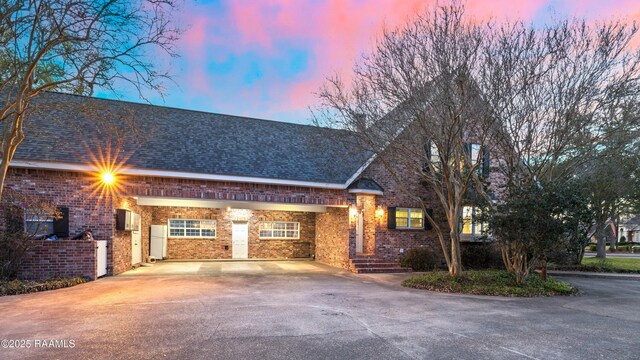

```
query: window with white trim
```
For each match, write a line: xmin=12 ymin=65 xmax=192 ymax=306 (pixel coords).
xmin=462 ymin=206 xmax=486 ymax=236
xmin=396 ymin=208 xmax=424 ymax=229
xmin=470 ymin=143 xmax=481 ymax=166
xmin=24 ymin=212 xmax=53 ymax=237
xmin=259 ymin=222 xmax=300 ymax=239
xmin=168 ymin=219 xmax=216 ymax=238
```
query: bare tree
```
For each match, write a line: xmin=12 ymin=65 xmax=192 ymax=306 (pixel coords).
xmin=481 ymin=18 xmax=640 ymax=280
xmin=317 ymin=4 xmax=495 ymax=276
xmin=0 ymin=0 xmax=180 ymax=200
xmin=317 ymin=2 xmax=640 ymax=280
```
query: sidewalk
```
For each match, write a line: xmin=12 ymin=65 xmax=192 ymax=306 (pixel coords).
xmin=548 ymin=270 xmax=640 ymax=281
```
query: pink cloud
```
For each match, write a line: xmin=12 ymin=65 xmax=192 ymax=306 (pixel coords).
xmin=173 ymin=0 xmax=640 ymax=122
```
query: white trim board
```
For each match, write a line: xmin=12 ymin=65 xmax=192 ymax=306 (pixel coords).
xmin=9 ymin=160 xmax=350 ymax=189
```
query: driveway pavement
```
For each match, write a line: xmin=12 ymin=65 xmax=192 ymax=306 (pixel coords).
xmin=0 ymin=261 xmax=638 ymax=360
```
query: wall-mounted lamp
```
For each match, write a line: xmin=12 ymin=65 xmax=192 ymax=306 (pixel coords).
xmin=349 ymin=205 xmax=358 ymax=219
xmin=100 ymin=171 xmax=116 ymax=185
xmin=376 ymin=206 xmax=384 ymax=218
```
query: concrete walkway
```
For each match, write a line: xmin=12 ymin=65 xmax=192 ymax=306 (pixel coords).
xmin=0 ymin=261 xmax=638 ymax=360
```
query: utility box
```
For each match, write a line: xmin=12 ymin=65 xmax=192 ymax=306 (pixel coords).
xmin=115 ymin=209 xmax=132 ymax=231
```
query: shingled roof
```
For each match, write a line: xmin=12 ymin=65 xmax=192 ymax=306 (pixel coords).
xmin=14 ymin=92 xmax=373 ymax=185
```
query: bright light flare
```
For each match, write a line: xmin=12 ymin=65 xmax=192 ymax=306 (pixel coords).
xmin=101 ymin=171 xmax=116 ymax=185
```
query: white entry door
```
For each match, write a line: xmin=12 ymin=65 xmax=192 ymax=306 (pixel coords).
xmin=356 ymin=210 xmax=364 ymax=254
xmin=131 ymin=213 xmax=142 ymax=265
xmin=232 ymin=222 xmax=249 ymax=259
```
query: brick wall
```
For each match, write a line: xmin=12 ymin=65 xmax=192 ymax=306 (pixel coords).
xmin=5 ymin=168 xmax=113 ymax=240
xmin=17 ymin=240 xmax=96 ymax=280
xmin=147 ymin=206 xmax=316 ymax=259
xmin=315 ymin=207 xmax=350 ymax=269
xmin=122 ymin=176 xmax=350 ymax=206
xmin=360 ymin=159 xmax=446 ymax=264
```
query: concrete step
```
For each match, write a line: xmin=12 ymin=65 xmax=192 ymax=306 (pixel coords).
xmin=349 ymin=257 xmax=412 ymax=274
xmin=349 ymin=258 xmax=394 ymax=264
xmin=352 ymin=267 xmax=412 ymax=274
xmin=350 ymin=262 xmax=405 ymax=268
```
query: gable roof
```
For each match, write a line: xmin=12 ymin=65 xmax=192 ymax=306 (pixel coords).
xmin=12 ymin=92 xmax=373 ymax=187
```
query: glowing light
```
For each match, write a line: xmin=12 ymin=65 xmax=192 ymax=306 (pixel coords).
xmin=101 ymin=171 xmax=115 ymax=185
xmin=376 ymin=207 xmax=384 ymax=217
xmin=349 ymin=205 xmax=358 ymax=219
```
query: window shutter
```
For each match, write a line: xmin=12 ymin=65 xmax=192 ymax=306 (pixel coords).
xmin=424 ymin=208 xmax=434 ymax=230
xmin=482 ymin=147 xmax=490 ymax=177
xmin=53 ymin=207 xmax=70 ymax=238
xmin=463 ymin=142 xmax=471 ymax=156
xmin=387 ymin=207 xmax=396 ymax=229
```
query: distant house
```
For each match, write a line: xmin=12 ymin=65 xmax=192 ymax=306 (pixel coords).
xmin=619 ymin=215 xmax=640 ymax=243
xmin=5 ymin=92 xmax=489 ymax=280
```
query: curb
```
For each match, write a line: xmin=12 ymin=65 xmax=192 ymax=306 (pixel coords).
xmin=548 ymin=271 xmax=640 ymax=281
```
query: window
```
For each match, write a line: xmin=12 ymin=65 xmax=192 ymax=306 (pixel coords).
xmin=462 ymin=206 xmax=486 ymax=237
xmin=259 ymin=222 xmax=299 ymax=239
xmin=396 ymin=208 xmax=424 ymax=229
xmin=470 ymin=143 xmax=481 ymax=166
xmin=423 ymin=141 xmax=441 ymax=172
xmin=24 ymin=213 xmax=54 ymax=237
xmin=168 ymin=219 xmax=216 ymax=238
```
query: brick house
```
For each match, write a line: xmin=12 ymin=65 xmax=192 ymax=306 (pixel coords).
xmin=5 ymin=92 xmax=462 ymax=280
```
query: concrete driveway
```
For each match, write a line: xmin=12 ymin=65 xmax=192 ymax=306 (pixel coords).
xmin=0 ymin=261 xmax=638 ymax=360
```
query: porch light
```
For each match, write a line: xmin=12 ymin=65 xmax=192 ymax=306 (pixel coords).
xmin=376 ymin=207 xmax=384 ymax=218
xmin=349 ymin=205 xmax=358 ymax=219
xmin=101 ymin=171 xmax=116 ymax=185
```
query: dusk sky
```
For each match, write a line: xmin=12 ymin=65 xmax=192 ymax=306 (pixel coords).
xmin=97 ymin=0 xmax=640 ymax=125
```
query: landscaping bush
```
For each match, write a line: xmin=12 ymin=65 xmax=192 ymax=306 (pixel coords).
xmin=618 ymin=245 xmax=631 ymax=252
xmin=400 ymin=247 xmax=437 ymax=271
xmin=461 ymin=242 xmax=503 ymax=269
xmin=587 ymin=244 xmax=597 ymax=251
xmin=0 ymin=277 xmax=89 ymax=296
xmin=401 ymin=270 xmax=578 ymax=296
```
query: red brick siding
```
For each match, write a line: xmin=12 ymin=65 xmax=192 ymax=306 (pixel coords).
xmin=315 ymin=207 xmax=351 ymax=269
xmin=122 ymin=176 xmax=350 ymax=206
xmin=360 ymin=159 xmax=445 ymax=264
xmin=17 ymin=240 xmax=96 ymax=280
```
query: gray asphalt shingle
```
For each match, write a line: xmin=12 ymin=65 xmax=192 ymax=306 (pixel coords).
xmin=15 ymin=92 xmax=372 ymax=184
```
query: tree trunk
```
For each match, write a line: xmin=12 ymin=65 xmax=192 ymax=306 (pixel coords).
xmin=595 ymin=219 xmax=607 ymax=259
xmin=449 ymin=228 xmax=463 ymax=276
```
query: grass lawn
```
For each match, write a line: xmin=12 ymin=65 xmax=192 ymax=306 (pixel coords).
xmin=402 ymin=270 xmax=578 ymax=297
xmin=581 ymin=257 xmax=640 ymax=272
xmin=0 ymin=277 xmax=89 ymax=296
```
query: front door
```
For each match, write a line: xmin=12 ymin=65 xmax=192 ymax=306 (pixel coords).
xmin=356 ymin=210 xmax=364 ymax=254
xmin=131 ymin=213 xmax=142 ymax=265
xmin=232 ymin=222 xmax=249 ymax=259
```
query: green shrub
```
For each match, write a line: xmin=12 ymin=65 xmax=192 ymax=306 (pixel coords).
xmin=401 ymin=270 xmax=578 ymax=296
xmin=400 ymin=247 xmax=437 ymax=271
xmin=587 ymin=244 xmax=597 ymax=251
xmin=461 ymin=242 xmax=503 ymax=269
xmin=618 ymin=245 xmax=632 ymax=252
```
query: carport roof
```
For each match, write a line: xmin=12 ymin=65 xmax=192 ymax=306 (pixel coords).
xmin=14 ymin=92 xmax=373 ymax=185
